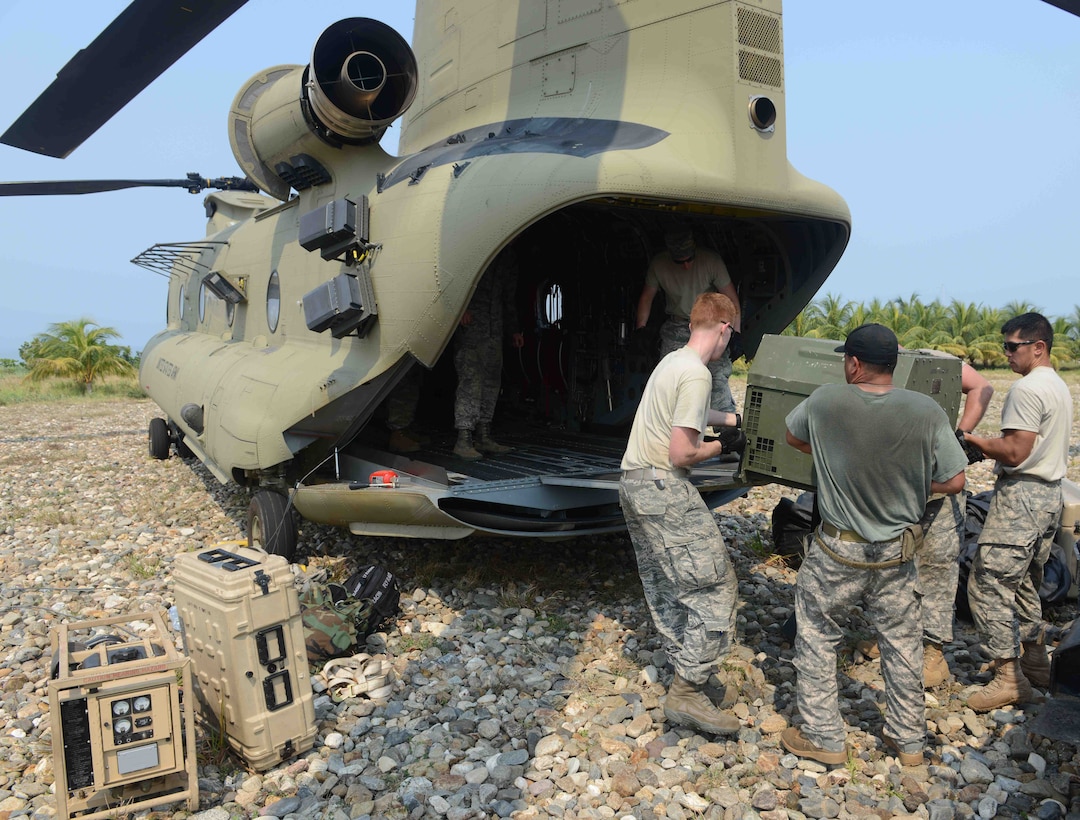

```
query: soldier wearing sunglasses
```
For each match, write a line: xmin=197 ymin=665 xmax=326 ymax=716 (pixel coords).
xmin=962 ymin=312 xmax=1073 ymax=711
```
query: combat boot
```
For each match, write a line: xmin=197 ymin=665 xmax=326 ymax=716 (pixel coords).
xmin=1020 ymin=641 xmax=1051 ymax=689
xmin=453 ymin=429 xmax=483 ymax=461
xmin=923 ymin=642 xmax=951 ymax=688
xmin=388 ymin=429 xmax=421 ymax=454
xmin=703 ymin=674 xmax=738 ymax=709
xmin=663 ymin=675 xmax=740 ymax=736
xmin=856 ymin=639 xmax=880 ymax=660
xmin=967 ymin=658 xmax=1033 ymax=712
xmin=475 ymin=422 xmax=512 ymax=454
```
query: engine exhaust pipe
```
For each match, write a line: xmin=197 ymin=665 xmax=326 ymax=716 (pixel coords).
xmin=307 ymin=18 xmax=418 ymax=144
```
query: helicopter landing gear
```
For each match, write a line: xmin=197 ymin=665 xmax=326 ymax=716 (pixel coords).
xmin=168 ymin=420 xmax=195 ymax=459
xmin=247 ymin=490 xmax=298 ymax=561
xmin=148 ymin=418 xmax=170 ymax=460
xmin=175 ymin=436 xmax=194 ymax=459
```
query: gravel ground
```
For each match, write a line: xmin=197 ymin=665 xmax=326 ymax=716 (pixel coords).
xmin=2 ymin=370 xmax=1080 ymax=820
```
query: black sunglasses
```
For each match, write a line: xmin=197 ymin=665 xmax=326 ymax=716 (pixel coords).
xmin=1002 ymin=340 xmax=1039 ymax=353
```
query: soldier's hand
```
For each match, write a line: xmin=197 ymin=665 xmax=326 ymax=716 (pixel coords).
xmin=727 ymin=330 xmax=745 ymax=362
xmin=956 ymin=429 xmax=985 ymax=464
xmin=717 ymin=427 xmax=747 ymax=457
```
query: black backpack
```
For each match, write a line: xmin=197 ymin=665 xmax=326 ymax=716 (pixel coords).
xmin=341 ymin=565 xmax=401 ymax=638
xmin=770 ymin=491 xmax=818 ymax=567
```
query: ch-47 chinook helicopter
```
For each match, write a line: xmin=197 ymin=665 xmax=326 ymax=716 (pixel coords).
xmin=2 ymin=0 xmax=855 ymax=559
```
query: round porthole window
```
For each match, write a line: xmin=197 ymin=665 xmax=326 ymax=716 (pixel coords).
xmin=543 ymin=281 xmax=563 ymax=327
xmin=267 ymin=270 xmax=281 ymax=333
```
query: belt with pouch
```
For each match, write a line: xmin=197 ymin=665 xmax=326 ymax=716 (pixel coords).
xmin=815 ymin=522 xmax=923 ymax=569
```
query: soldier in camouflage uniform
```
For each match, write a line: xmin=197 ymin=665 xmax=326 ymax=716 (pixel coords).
xmin=859 ymin=360 xmax=994 ymax=686
xmin=784 ymin=324 xmax=967 ymax=767
xmin=635 ymin=225 xmax=741 ymax=413
xmin=963 ymin=313 xmax=1072 ymax=711
xmin=453 ymin=247 xmax=524 ymax=460
xmin=620 ymin=292 xmax=745 ymax=736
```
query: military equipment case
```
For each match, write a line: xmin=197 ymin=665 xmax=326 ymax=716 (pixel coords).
xmin=49 ymin=612 xmax=199 ymax=820
xmin=742 ymin=335 xmax=962 ymax=490
xmin=173 ymin=547 xmax=316 ymax=771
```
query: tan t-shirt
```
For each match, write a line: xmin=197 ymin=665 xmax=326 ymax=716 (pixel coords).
xmin=621 ymin=347 xmax=711 ymax=472
xmin=644 ymin=248 xmax=731 ymax=321
xmin=998 ymin=365 xmax=1072 ymax=482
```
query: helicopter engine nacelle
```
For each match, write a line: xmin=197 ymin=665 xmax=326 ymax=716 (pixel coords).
xmin=229 ymin=18 xmax=418 ymax=200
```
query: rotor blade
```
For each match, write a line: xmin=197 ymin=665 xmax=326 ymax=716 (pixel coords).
xmin=1 ymin=0 xmax=251 ymax=158
xmin=1041 ymin=0 xmax=1080 ymax=15
xmin=0 ymin=176 xmax=258 ymax=196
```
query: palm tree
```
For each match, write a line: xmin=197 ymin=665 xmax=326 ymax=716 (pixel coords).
xmin=25 ymin=318 xmax=136 ymax=393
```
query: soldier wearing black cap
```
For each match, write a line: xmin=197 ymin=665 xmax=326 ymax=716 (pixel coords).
xmin=781 ymin=323 xmax=968 ymax=768
xmin=634 ymin=225 xmax=741 ymax=412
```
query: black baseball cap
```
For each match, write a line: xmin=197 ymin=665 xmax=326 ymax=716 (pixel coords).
xmin=835 ymin=323 xmax=898 ymax=366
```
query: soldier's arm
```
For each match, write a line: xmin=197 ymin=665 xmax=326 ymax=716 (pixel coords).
xmin=966 ymin=428 xmax=1036 ymax=467
xmin=636 ymin=284 xmax=659 ymax=329
xmin=957 ymin=363 xmax=993 ymax=432
xmin=931 ymin=470 xmax=966 ymax=496
xmin=785 ymin=429 xmax=811 ymax=455
xmin=670 ymin=426 xmax=724 ymax=467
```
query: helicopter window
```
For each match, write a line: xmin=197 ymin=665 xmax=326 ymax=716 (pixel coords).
xmin=267 ymin=271 xmax=281 ymax=333
xmin=178 ymin=284 xmax=186 ymax=322
xmin=199 ymin=280 xmax=208 ymax=323
xmin=540 ymin=281 xmax=563 ymax=327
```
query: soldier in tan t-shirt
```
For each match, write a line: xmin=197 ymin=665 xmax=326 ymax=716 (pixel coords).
xmin=620 ymin=292 xmax=744 ymax=737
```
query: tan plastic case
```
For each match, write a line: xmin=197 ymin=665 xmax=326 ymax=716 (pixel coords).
xmin=172 ymin=546 xmax=316 ymax=770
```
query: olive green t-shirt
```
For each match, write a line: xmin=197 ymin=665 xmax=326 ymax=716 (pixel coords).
xmin=785 ymin=384 xmax=968 ymax=542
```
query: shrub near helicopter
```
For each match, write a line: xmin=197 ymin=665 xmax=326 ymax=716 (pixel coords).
xmin=3 ymin=0 xmax=883 ymax=560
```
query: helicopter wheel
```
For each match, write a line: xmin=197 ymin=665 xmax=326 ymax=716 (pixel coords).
xmin=247 ymin=490 xmax=297 ymax=561
xmin=148 ymin=418 xmax=170 ymax=460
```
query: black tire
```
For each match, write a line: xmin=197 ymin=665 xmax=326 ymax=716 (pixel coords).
xmin=148 ymin=418 xmax=171 ymax=460
xmin=247 ymin=490 xmax=297 ymax=561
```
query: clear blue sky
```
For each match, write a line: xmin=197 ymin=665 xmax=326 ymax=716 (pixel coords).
xmin=0 ymin=1 xmax=1077 ymax=359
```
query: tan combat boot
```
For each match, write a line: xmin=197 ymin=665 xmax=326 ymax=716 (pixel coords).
xmin=967 ymin=658 xmax=1033 ymax=712
xmin=475 ymin=422 xmax=512 ymax=454
xmin=453 ymin=429 xmax=483 ymax=461
xmin=923 ymin=642 xmax=951 ymax=688
xmin=856 ymin=639 xmax=880 ymax=660
xmin=703 ymin=674 xmax=738 ymax=709
xmin=664 ymin=675 xmax=740 ymax=736
xmin=1020 ymin=641 xmax=1051 ymax=689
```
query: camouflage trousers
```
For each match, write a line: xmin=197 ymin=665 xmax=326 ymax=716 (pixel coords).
xmin=914 ymin=494 xmax=966 ymax=645
xmin=659 ymin=318 xmax=735 ymax=413
xmin=619 ymin=476 xmax=738 ymax=685
xmin=795 ymin=530 xmax=924 ymax=752
xmin=969 ymin=476 xmax=1062 ymax=660
xmin=454 ymin=324 xmax=504 ymax=430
